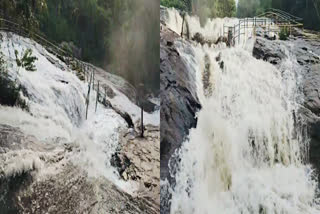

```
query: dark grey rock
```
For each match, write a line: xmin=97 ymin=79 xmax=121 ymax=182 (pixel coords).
xmin=253 ymin=37 xmax=286 ymax=65
xmin=160 ymin=24 xmax=201 ymax=181
xmin=303 ymin=65 xmax=320 ymax=116
xmin=192 ymin=32 xmax=205 ymax=45
xmin=160 ymin=24 xmax=201 ymax=213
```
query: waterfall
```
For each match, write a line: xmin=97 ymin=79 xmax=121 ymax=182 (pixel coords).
xmin=164 ymin=8 xmax=320 ymax=214
xmin=165 ymin=7 xmax=238 ymax=42
xmin=0 ymin=31 xmax=159 ymax=193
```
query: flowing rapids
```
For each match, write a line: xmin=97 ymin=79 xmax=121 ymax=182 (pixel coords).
xmin=164 ymin=8 xmax=320 ymax=214
xmin=0 ymin=32 xmax=158 ymax=194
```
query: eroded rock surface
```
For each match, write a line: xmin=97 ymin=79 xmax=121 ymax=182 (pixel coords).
xmin=112 ymin=125 xmax=160 ymax=213
xmin=160 ymin=23 xmax=201 ymax=214
xmin=160 ymin=24 xmax=201 ymax=182
xmin=0 ymin=124 xmax=158 ymax=214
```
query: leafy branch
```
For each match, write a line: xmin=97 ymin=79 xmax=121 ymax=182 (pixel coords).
xmin=14 ymin=49 xmax=38 ymax=72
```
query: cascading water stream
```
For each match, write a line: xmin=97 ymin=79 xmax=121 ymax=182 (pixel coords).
xmin=0 ymin=32 xmax=158 ymax=194
xmin=163 ymin=8 xmax=320 ymax=214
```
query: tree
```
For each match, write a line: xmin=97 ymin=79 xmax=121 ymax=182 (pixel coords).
xmin=161 ymin=0 xmax=189 ymax=11
xmin=3 ymin=0 xmax=160 ymax=94
xmin=237 ymin=0 xmax=260 ymax=17
xmin=160 ymin=0 xmax=236 ymax=18
xmin=1 ymin=0 xmax=47 ymax=30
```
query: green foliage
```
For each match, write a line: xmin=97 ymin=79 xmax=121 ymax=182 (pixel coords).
xmin=271 ymin=0 xmax=320 ymax=31
xmin=3 ymin=0 xmax=160 ymax=94
xmin=0 ymin=0 xmax=47 ymax=31
xmin=0 ymin=51 xmax=28 ymax=109
xmin=160 ymin=0 xmax=236 ymax=19
xmin=15 ymin=49 xmax=38 ymax=72
xmin=237 ymin=0 xmax=320 ymax=31
xmin=237 ymin=0 xmax=273 ymax=17
xmin=36 ymin=0 xmax=160 ymax=93
xmin=191 ymin=0 xmax=236 ymax=25
xmin=161 ymin=0 xmax=188 ymax=11
xmin=237 ymin=0 xmax=259 ymax=17
xmin=279 ymin=27 xmax=289 ymax=40
xmin=109 ymin=0 xmax=160 ymax=93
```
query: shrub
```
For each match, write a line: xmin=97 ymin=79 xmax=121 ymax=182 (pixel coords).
xmin=0 ymin=52 xmax=28 ymax=109
xmin=279 ymin=27 xmax=289 ymax=40
xmin=14 ymin=49 xmax=38 ymax=72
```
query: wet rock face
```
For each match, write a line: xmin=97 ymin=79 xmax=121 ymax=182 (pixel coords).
xmin=111 ymin=126 xmax=160 ymax=208
xmin=253 ymin=37 xmax=286 ymax=65
xmin=253 ymin=33 xmax=320 ymax=180
xmin=304 ymin=65 xmax=320 ymax=116
xmin=302 ymin=65 xmax=320 ymax=177
xmin=160 ymin=24 xmax=201 ymax=183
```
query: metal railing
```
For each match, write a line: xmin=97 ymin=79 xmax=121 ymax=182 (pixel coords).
xmin=0 ymin=17 xmax=114 ymax=120
xmin=223 ymin=8 xmax=303 ymax=45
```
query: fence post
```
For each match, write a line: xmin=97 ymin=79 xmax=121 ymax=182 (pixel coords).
xmin=95 ymin=81 xmax=99 ymax=112
xmin=81 ymin=63 xmax=84 ymax=81
xmin=104 ymin=86 xmax=107 ymax=104
xmin=181 ymin=12 xmax=185 ymax=38
xmin=141 ymin=105 xmax=144 ymax=137
xmin=238 ymin=20 xmax=240 ymax=44
xmin=87 ymin=67 xmax=90 ymax=83
xmin=85 ymin=71 xmax=93 ymax=120
xmin=92 ymin=69 xmax=95 ymax=89
xmin=223 ymin=24 xmax=225 ymax=37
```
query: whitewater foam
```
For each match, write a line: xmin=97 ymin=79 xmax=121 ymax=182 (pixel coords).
xmin=0 ymin=31 xmax=153 ymax=193
xmin=164 ymin=8 xmax=320 ymax=214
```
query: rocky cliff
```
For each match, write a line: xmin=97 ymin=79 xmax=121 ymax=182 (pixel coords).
xmin=160 ymin=21 xmax=201 ymax=213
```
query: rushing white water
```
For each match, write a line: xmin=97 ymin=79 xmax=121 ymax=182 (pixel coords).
xmin=165 ymin=7 xmax=238 ymax=42
xmin=164 ymin=8 xmax=320 ymax=214
xmin=0 ymin=32 xmax=158 ymax=193
xmin=164 ymin=7 xmax=277 ymax=47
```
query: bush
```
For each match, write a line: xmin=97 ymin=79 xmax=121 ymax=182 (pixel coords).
xmin=279 ymin=27 xmax=289 ymax=40
xmin=0 ymin=52 xmax=28 ymax=109
xmin=14 ymin=49 xmax=38 ymax=72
